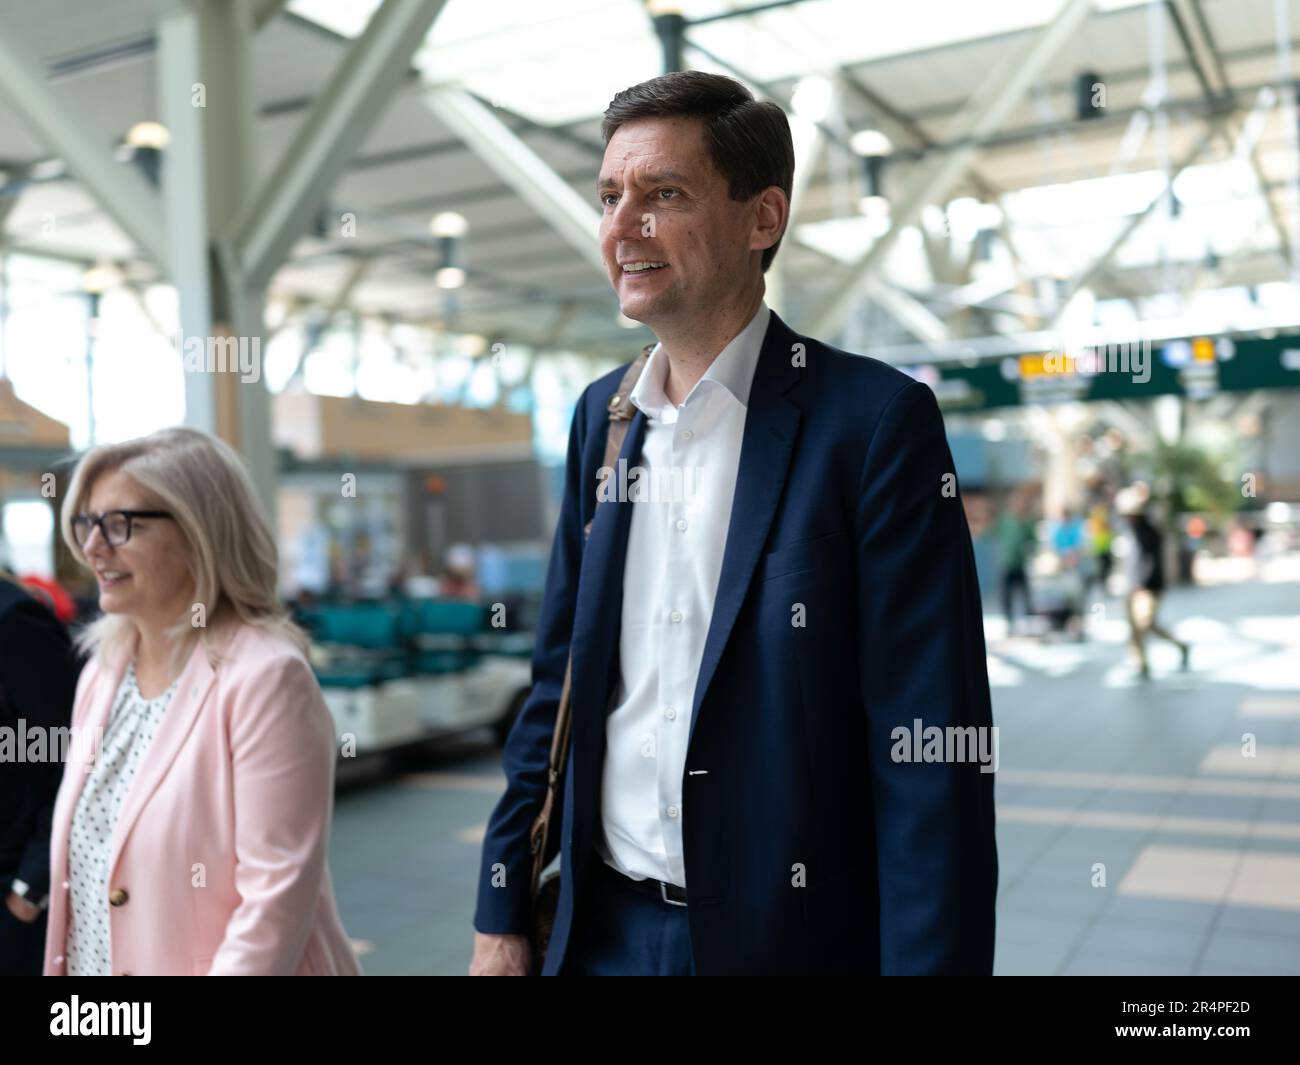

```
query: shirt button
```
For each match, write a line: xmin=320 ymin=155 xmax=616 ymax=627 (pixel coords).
xmin=664 ymin=706 xmax=677 ymax=721
xmin=681 ymin=429 xmax=693 ymax=440
xmin=666 ymin=805 xmax=680 ymax=819
xmin=675 ymin=518 xmax=688 ymax=531
xmin=669 ymin=610 xmax=683 ymax=623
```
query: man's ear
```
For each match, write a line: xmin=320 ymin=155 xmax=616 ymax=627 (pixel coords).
xmin=751 ymin=186 xmax=789 ymax=254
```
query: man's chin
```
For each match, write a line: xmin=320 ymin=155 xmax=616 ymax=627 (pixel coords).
xmin=618 ymin=293 xmax=671 ymax=326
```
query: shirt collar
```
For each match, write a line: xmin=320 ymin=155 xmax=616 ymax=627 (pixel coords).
xmin=630 ymin=301 xmax=771 ymax=420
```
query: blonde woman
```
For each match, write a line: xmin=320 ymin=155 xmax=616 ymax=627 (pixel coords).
xmin=44 ymin=427 xmax=360 ymax=975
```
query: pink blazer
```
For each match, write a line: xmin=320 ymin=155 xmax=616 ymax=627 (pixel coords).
xmin=44 ymin=620 xmax=362 ymax=975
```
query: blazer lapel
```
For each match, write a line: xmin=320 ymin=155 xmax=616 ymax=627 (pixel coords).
xmin=687 ymin=311 xmax=804 ymax=745
xmin=108 ymin=630 xmax=224 ymax=873
xmin=54 ymin=649 xmax=129 ymax=829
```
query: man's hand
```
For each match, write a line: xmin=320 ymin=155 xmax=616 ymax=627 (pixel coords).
xmin=5 ymin=891 xmax=41 ymax=924
xmin=469 ymin=931 xmax=531 ymax=976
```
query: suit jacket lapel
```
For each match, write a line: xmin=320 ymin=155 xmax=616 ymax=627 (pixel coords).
xmin=688 ymin=312 xmax=803 ymax=745
xmin=569 ymin=408 xmax=648 ymax=739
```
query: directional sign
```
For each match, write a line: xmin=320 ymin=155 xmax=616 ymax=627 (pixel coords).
xmin=908 ymin=332 xmax=1300 ymax=411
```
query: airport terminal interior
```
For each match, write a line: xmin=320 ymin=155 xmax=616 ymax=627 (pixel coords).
xmin=1 ymin=0 xmax=1299 ymax=976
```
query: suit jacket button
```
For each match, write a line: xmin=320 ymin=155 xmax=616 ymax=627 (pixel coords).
xmin=109 ymin=888 xmax=129 ymax=906
xmin=115 ymin=971 xmax=131 ymax=976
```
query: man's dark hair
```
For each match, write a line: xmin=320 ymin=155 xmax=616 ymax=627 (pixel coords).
xmin=601 ymin=71 xmax=795 ymax=273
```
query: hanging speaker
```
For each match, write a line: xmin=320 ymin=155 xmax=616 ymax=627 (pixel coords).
xmin=1076 ymin=71 xmax=1104 ymax=120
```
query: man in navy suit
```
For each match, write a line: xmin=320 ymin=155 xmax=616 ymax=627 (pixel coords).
xmin=470 ymin=71 xmax=997 ymax=976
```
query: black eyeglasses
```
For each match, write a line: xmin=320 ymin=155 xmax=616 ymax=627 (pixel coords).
xmin=71 ymin=510 xmax=174 ymax=548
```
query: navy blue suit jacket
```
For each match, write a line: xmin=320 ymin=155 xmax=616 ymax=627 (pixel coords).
xmin=474 ymin=310 xmax=998 ymax=975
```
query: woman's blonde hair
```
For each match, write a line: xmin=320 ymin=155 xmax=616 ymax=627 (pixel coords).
xmin=60 ymin=426 xmax=305 ymax=667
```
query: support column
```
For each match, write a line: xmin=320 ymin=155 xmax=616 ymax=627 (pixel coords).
xmin=158 ymin=0 xmax=276 ymax=516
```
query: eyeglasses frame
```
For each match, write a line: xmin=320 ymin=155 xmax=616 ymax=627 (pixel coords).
xmin=71 ymin=509 xmax=175 ymax=548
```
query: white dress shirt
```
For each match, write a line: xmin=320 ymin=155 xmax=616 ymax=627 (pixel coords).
xmin=597 ymin=301 xmax=771 ymax=888
xmin=66 ymin=661 xmax=179 ymax=976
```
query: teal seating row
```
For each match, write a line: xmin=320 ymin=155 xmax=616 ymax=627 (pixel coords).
xmin=299 ymin=599 xmax=493 ymax=689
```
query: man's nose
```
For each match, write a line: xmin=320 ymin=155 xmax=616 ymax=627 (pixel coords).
xmin=605 ymin=196 xmax=646 ymax=242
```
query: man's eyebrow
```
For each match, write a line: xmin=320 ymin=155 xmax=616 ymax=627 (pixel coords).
xmin=596 ymin=169 xmax=692 ymax=192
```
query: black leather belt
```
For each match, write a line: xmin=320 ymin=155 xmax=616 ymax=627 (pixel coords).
xmin=596 ymin=859 xmax=688 ymax=907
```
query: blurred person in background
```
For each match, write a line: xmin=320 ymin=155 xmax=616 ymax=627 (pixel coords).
xmin=0 ymin=571 xmax=80 ymax=975
xmin=45 ymin=427 xmax=361 ymax=976
xmin=1085 ymin=500 xmax=1115 ymax=598
xmin=13 ymin=573 xmax=77 ymax=627
xmin=996 ymin=489 xmax=1038 ymax=634
xmin=1117 ymin=484 xmax=1190 ymax=680
xmin=1051 ymin=507 xmax=1091 ymax=632
xmin=439 ymin=542 xmax=480 ymax=600
xmin=1226 ymin=521 xmax=1257 ymax=560
xmin=1052 ymin=508 xmax=1087 ymax=570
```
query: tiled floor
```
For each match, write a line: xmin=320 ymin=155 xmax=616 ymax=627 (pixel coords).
xmin=324 ymin=573 xmax=1300 ymax=975
xmin=990 ymin=576 xmax=1300 ymax=976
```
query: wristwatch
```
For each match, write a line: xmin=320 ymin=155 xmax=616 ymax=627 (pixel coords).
xmin=9 ymin=878 xmax=49 ymax=912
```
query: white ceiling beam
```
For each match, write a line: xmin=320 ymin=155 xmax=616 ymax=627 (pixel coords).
xmin=0 ymin=242 xmax=97 ymax=267
xmin=1167 ymin=0 xmax=1231 ymax=98
xmin=1222 ymin=91 xmax=1292 ymax=269
xmin=767 ymin=110 xmax=825 ymax=320
xmin=930 ymin=275 xmax=1045 ymax=319
xmin=231 ymin=0 xmax=449 ymax=290
xmin=422 ymin=86 xmax=606 ymax=275
xmin=862 ymin=278 xmax=952 ymax=344
xmin=280 ymin=255 xmax=375 ymax=388
xmin=1050 ymin=117 xmax=1225 ymax=326
xmin=0 ymin=18 xmax=168 ymax=268
xmin=254 ymin=0 xmax=290 ymax=29
xmin=806 ymin=0 xmax=1094 ymax=339
xmin=0 ymin=185 xmax=22 ymax=233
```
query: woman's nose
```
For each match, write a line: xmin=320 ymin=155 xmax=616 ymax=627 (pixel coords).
xmin=82 ymin=525 xmax=110 ymax=556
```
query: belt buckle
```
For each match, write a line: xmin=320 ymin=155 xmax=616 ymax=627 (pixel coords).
xmin=659 ymin=881 xmax=688 ymax=907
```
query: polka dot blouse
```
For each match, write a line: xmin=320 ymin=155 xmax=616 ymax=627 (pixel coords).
xmin=65 ymin=660 xmax=179 ymax=977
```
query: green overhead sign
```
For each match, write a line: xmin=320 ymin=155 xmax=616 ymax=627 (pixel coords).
xmin=909 ymin=333 xmax=1300 ymax=411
